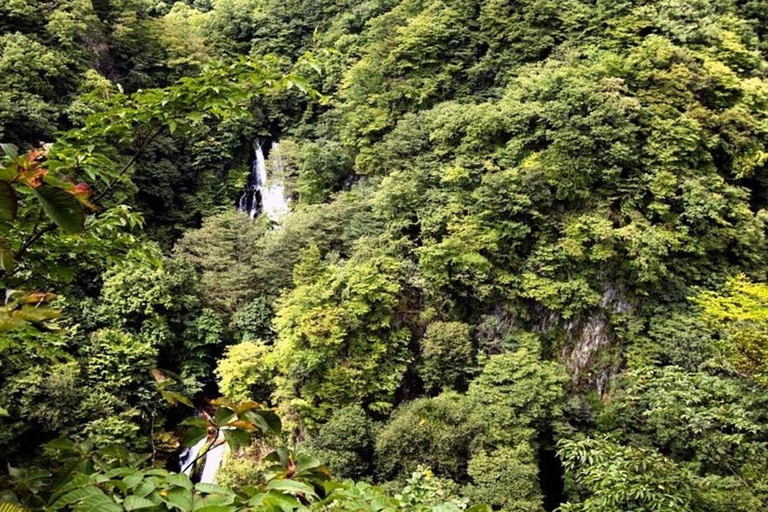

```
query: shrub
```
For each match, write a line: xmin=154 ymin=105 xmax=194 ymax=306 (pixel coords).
xmin=465 ymin=445 xmax=542 ymax=512
xmin=216 ymin=341 xmax=275 ymax=403
xmin=82 ymin=329 xmax=157 ymax=402
xmin=232 ymin=297 xmax=276 ymax=342
xmin=375 ymin=392 xmax=482 ymax=482
xmin=418 ymin=321 xmax=474 ymax=391
xmin=306 ymin=405 xmax=377 ymax=479
xmin=217 ymin=445 xmax=269 ymax=489
xmin=468 ymin=347 xmax=569 ymax=446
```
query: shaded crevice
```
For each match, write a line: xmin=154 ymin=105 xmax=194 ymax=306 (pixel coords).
xmin=538 ymin=429 xmax=565 ymax=511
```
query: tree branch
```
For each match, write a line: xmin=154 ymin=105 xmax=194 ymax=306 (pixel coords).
xmin=181 ymin=429 xmax=223 ymax=475
xmin=14 ymin=223 xmax=57 ymax=260
xmin=92 ymin=125 xmax=165 ymax=203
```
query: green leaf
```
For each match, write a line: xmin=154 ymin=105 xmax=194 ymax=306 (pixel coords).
xmin=212 ymin=407 xmax=235 ymax=426
xmin=32 ymin=183 xmax=85 ymax=234
xmin=164 ymin=487 xmax=193 ymax=511
xmin=12 ymin=306 xmax=61 ymax=323
xmin=194 ymin=483 xmax=233 ymax=496
xmin=123 ymin=496 xmax=156 ymax=510
xmin=294 ymin=454 xmax=322 ymax=474
xmin=0 ymin=180 xmax=17 ymax=221
xmin=249 ymin=490 xmax=300 ymax=509
xmin=180 ymin=417 xmax=208 ymax=428
xmin=260 ymin=410 xmax=282 ymax=435
xmin=134 ymin=480 xmax=156 ymax=498
xmin=182 ymin=425 xmax=207 ymax=447
xmin=222 ymin=429 xmax=250 ymax=452
xmin=168 ymin=473 xmax=193 ymax=491
xmin=245 ymin=410 xmax=281 ymax=436
xmin=123 ymin=472 xmax=144 ymax=489
xmin=161 ymin=390 xmax=194 ymax=408
xmin=0 ymin=312 xmax=26 ymax=331
xmin=266 ymin=479 xmax=317 ymax=499
xmin=50 ymin=486 xmax=106 ymax=510
xmin=193 ymin=493 xmax=235 ymax=510
xmin=74 ymin=493 xmax=122 ymax=512
xmin=0 ymin=235 xmax=14 ymax=273
xmin=46 ymin=438 xmax=77 ymax=452
xmin=0 ymin=143 xmax=18 ymax=160
xmin=104 ymin=468 xmax=134 ymax=479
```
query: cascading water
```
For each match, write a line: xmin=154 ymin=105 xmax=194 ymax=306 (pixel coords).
xmin=179 ymin=437 xmax=206 ymax=477
xmin=182 ymin=139 xmax=288 ymax=484
xmin=238 ymin=138 xmax=290 ymax=222
xmin=200 ymin=436 xmax=228 ymax=484
xmin=178 ymin=432 xmax=229 ymax=484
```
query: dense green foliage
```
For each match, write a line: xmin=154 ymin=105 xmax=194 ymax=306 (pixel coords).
xmin=5 ymin=0 xmax=768 ymax=510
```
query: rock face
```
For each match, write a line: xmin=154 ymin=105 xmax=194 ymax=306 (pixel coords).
xmin=530 ymin=284 xmax=633 ymax=395
xmin=566 ymin=284 xmax=633 ymax=395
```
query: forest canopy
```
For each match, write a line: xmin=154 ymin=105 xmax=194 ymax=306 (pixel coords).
xmin=3 ymin=0 xmax=768 ymax=511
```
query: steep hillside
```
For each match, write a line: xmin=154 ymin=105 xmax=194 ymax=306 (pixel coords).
xmin=3 ymin=0 xmax=768 ymax=510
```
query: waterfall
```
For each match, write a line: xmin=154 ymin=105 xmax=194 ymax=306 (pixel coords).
xmin=178 ymin=433 xmax=229 ymax=483
xmin=179 ymin=437 xmax=206 ymax=477
xmin=200 ymin=438 xmax=228 ymax=484
xmin=238 ymin=138 xmax=290 ymax=222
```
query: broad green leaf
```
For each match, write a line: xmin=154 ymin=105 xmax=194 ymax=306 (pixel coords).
xmin=104 ymin=468 xmax=134 ymax=479
xmin=74 ymin=493 xmax=121 ymax=512
xmin=46 ymin=438 xmax=77 ymax=452
xmin=0 ymin=143 xmax=18 ymax=160
xmin=0 ymin=180 xmax=17 ymax=221
xmin=123 ymin=495 xmax=156 ymax=511
xmin=32 ymin=183 xmax=85 ymax=234
xmin=222 ymin=429 xmax=250 ymax=452
xmin=192 ymin=493 xmax=235 ymax=511
xmin=50 ymin=486 xmax=106 ymax=510
xmin=134 ymin=480 xmax=156 ymax=498
xmin=249 ymin=490 xmax=300 ymax=509
xmin=164 ymin=487 xmax=193 ymax=511
xmin=267 ymin=479 xmax=317 ymax=499
xmin=0 ymin=235 xmax=13 ymax=273
xmin=168 ymin=473 xmax=193 ymax=491
xmin=123 ymin=472 xmax=144 ymax=489
xmin=12 ymin=306 xmax=60 ymax=323
xmin=180 ymin=417 xmax=208 ymax=428
xmin=182 ymin=426 xmax=207 ymax=447
xmin=294 ymin=453 xmax=322 ymax=474
xmin=194 ymin=483 xmax=233 ymax=496
xmin=0 ymin=313 xmax=27 ymax=332
xmin=212 ymin=407 xmax=235 ymax=426
xmin=259 ymin=410 xmax=281 ymax=435
xmin=161 ymin=390 xmax=194 ymax=408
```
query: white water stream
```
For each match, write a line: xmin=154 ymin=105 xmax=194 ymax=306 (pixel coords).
xmin=238 ymin=139 xmax=290 ymax=222
xmin=178 ymin=433 xmax=229 ymax=483
xmin=183 ymin=138 xmax=287 ymax=483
